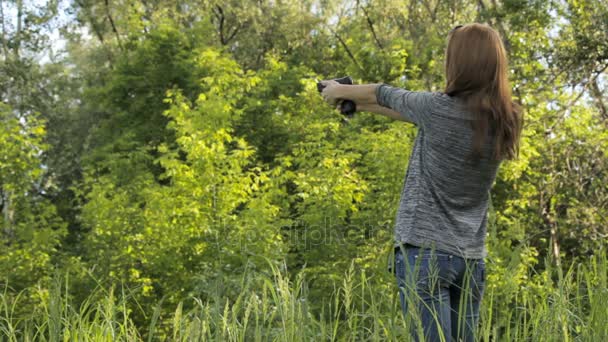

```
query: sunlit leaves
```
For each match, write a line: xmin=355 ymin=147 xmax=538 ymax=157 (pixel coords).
xmin=0 ymin=103 xmax=66 ymax=295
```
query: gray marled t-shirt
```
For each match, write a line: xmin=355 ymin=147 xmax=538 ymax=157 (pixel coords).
xmin=377 ymin=84 xmax=500 ymax=259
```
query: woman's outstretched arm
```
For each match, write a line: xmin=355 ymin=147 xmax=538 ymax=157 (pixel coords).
xmin=320 ymin=80 xmax=413 ymax=123
xmin=322 ymin=80 xmax=430 ymax=126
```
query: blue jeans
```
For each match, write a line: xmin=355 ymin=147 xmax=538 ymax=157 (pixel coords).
xmin=394 ymin=245 xmax=485 ymax=342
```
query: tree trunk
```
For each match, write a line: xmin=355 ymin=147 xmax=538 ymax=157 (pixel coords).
xmin=2 ymin=190 xmax=14 ymax=241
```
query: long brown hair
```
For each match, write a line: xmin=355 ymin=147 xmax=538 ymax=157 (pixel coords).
xmin=445 ymin=23 xmax=523 ymax=160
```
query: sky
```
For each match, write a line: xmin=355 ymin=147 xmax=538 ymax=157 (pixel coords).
xmin=1 ymin=0 xmax=76 ymax=63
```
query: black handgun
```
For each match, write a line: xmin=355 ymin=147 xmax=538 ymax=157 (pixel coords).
xmin=317 ymin=76 xmax=357 ymax=118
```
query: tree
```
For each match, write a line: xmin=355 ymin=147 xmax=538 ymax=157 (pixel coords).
xmin=0 ymin=102 xmax=66 ymax=295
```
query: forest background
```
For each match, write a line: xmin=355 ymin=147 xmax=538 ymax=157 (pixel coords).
xmin=1 ymin=0 xmax=607 ymax=340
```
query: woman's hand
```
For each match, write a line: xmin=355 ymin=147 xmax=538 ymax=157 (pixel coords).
xmin=320 ymin=81 xmax=382 ymax=109
xmin=320 ymin=80 xmax=344 ymax=106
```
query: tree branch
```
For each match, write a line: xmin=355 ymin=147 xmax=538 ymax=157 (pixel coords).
xmin=488 ymin=0 xmax=512 ymax=53
xmin=13 ymin=0 xmax=22 ymax=59
xmin=590 ymin=63 xmax=608 ymax=121
xmin=359 ymin=2 xmax=384 ymax=51
xmin=104 ymin=0 xmax=123 ymax=50
xmin=476 ymin=0 xmax=486 ymax=22
xmin=212 ymin=5 xmax=240 ymax=46
xmin=421 ymin=0 xmax=439 ymax=22
xmin=212 ymin=5 xmax=226 ymax=44
xmin=75 ymin=0 xmax=106 ymax=45
xmin=226 ymin=22 xmax=241 ymax=44
xmin=330 ymin=27 xmax=365 ymax=74
xmin=590 ymin=77 xmax=608 ymax=121
xmin=546 ymin=63 xmax=608 ymax=135
xmin=0 ymin=0 xmax=10 ymax=58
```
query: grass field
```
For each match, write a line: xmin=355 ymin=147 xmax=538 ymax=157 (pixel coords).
xmin=1 ymin=252 xmax=607 ymax=341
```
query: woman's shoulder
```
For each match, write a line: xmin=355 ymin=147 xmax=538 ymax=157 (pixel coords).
xmin=427 ymin=92 xmax=475 ymax=120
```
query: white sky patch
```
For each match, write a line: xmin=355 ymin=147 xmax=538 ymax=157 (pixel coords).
xmin=41 ymin=0 xmax=75 ymax=63
xmin=1 ymin=0 xmax=75 ymax=64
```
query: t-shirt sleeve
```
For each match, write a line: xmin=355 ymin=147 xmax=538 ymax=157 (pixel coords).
xmin=375 ymin=84 xmax=433 ymax=126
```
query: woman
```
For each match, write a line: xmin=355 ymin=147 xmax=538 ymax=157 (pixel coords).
xmin=320 ymin=23 xmax=522 ymax=341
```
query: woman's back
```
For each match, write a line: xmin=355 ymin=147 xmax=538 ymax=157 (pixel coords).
xmin=377 ymin=85 xmax=500 ymax=258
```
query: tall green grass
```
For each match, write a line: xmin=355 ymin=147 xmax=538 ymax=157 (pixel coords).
xmin=1 ymin=252 xmax=606 ymax=341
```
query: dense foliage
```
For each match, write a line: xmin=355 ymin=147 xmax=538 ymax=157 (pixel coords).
xmin=1 ymin=0 xmax=607 ymax=340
